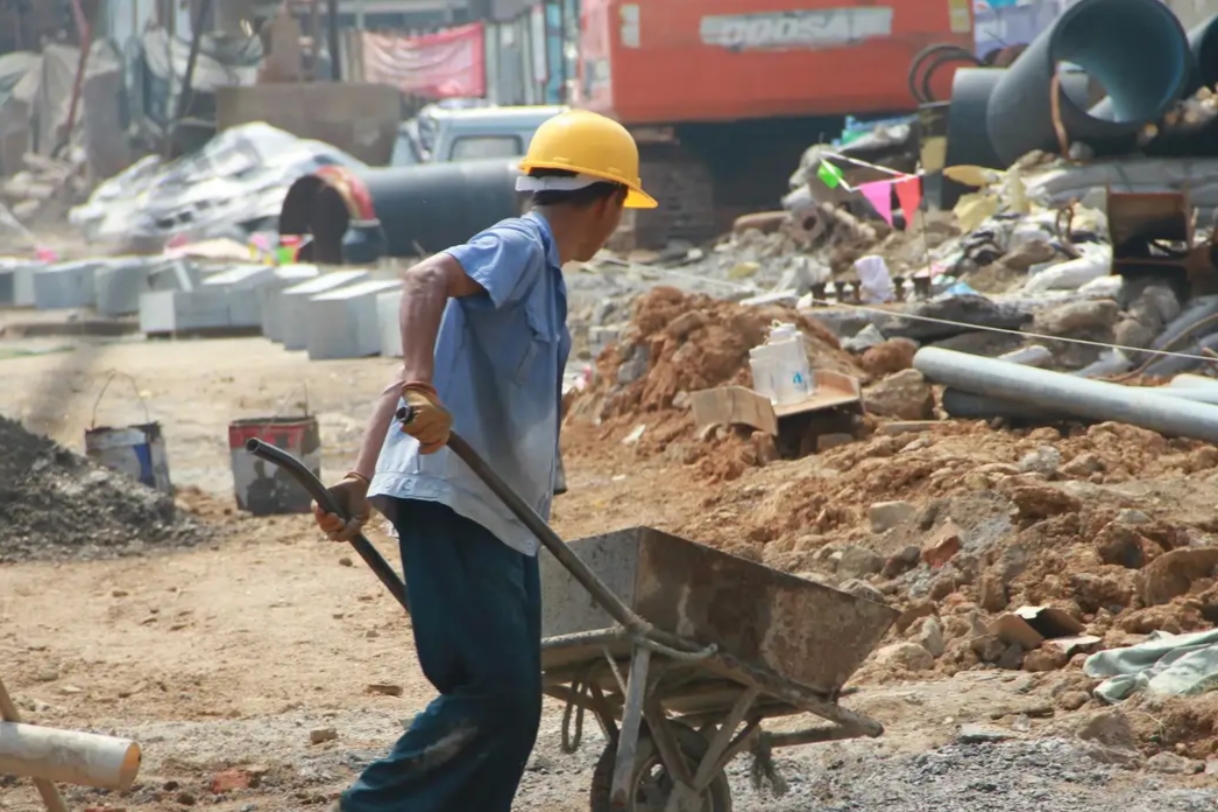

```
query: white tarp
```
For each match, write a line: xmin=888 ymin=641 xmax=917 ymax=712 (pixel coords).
xmin=1084 ymin=628 xmax=1218 ymax=702
xmin=69 ymin=122 xmax=366 ymax=245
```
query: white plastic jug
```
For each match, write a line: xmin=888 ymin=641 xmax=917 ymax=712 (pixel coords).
xmin=749 ymin=322 xmax=814 ymax=406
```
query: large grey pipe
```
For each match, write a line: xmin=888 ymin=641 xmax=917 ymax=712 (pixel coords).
xmin=986 ymin=0 xmax=1191 ymax=166
xmin=914 ymin=346 xmax=1218 ymax=443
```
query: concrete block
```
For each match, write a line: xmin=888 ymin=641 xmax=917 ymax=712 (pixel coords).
xmin=33 ymin=261 xmax=99 ymax=309
xmin=279 ymin=270 xmax=370 ymax=350
xmin=94 ymin=258 xmax=158 ymax=316
xmin=201 ymin=264 xmax=291 ymax=328
xmin=258 ymin=264 xmax=322 ymax=340
xmin=146 ymin=259 xmax=204 ymax=293
xmin=305 ymin=279 xmax=402 ymax=360
xmin=376 ymin=289 xmax=403 ymax=358
xmin=0 ymin=259 xmax=44 ymax=306
xmin=139 ymin=289 xmax=231 ymax=334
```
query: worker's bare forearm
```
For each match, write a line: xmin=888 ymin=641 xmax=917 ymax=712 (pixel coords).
xmin=350 ymin=255 xmax=483 ymax=480
xmin=352 ymin=373 xmax=406 ymax=480
xmin=400 ymin=254 xmax=483 ymax=385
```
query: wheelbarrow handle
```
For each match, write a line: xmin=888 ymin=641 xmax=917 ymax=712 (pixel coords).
xmin=244 ymin=438 xmax=410 ymax=613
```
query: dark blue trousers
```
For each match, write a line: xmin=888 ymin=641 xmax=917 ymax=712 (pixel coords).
xmin=341 ymin=499 xmax=542 ymax=812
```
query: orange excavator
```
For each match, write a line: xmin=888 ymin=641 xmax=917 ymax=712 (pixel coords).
xmin=571 ymin=0 xmax=975 ymax=246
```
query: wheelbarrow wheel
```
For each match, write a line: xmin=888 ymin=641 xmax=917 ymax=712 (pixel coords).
xmin=589 ymin=723 xmax=732 ymax=812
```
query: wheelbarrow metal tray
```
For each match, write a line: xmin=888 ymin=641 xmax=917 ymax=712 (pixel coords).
xmin=540 ymin=526 xmax=898 ymax=696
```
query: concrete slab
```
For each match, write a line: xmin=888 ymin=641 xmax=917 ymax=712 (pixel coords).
xmin=34 ymin=261 xmax=100 ymax=310
xmin=94 ymin=258 xmax=160 ymax=316
xmin=305 ymin=279 xmax=402 ymax=360
xmin=257 ymin=265 xmax=323 ymax=340
xmin=279 ymin=270 xmax=370 ymax=350
xmin=376 ymin=289 xmax=403 ymax=358
xmin=0 ymin=259 xmax=45 ymax=307
xmin=139 ymin=289 xmax=232 ymax=335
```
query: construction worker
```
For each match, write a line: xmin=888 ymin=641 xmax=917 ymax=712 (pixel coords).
xmin=313 ymin=110 xmax=656 ymax=812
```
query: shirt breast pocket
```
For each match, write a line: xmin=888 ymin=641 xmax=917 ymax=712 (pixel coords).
xmin=513 ymin=301 xmax=555 ymax=386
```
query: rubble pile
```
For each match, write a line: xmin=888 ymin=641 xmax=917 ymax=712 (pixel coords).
xmin=0 ymin=151 xmax=89 ymax=224
xmin=0 ymin=414 xmax=210 ymax=563
xmin=657 ymin=419 xmax=1218 ymax=709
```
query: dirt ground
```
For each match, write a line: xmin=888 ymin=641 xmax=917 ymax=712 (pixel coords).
xmin=1 ymin=329 xmax=1217 ymax=811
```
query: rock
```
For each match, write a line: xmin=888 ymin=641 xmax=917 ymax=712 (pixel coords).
xmin=1056 ymin=690 xmax=1089 ymax=710
xmin=837 ymin=545 xmax=885 ymax=579
xmin=1095 ymin=523 xmax=1150 ymax=569
xmin=111 ymin=589 xmax=129 ymax=598
xmin=1071 ymin=709 xmax=1139 ymax=755
xmin=918 ymin=616 xmax=946 ymax=658
xmin=1033 ymin=299 xmax=1120 ymax=336
xmin=875 ymin=642 xmax=934 ymax=672
xmin=957 ymin=724 xmax=1014 ymax=744
xmin=751 ymin=431 xmax=778 ymax=465
xmin=996 ymin=544 xmax=1029 ymax=584
xmin=616 ymin=345 xmax=650 ymax=385
xmin=1005 ymin=485 xmax=1081 ymax=524
xmin=883 ymin=295 xmax=1030 ymax=342
xmin=843 ymin=323 xmax=886 ymax=353
xmin=863 ymin=370 xmax=935 ymax=421
xmin=922 ymin=521 xmax=963 ymax=569
xmin=366 ymin=683 xmax=404 ymax=697
xmin=895 ymin=600 xmax=936 ymax=633
xmin=1017 ymin=446 xmax=1061 ymax=475
xmin=869 ymin=500 xmax=917 ymax=533
xmin=309 ymin=727 xmax=338 ymax=745
xmin=1060 ymin=452 xmax=1103 ymax=477
xmin=840 ymin=578 xmax=886 ymax=603
xmin=1113 ymin=317 xmax=1157 ymax=350
xmin=1138 ymin=546 xmax=1218 ymax=606
xmin=996 ymin=642 xmax=1024 ymax=670
xmin=816 ymin=432 xmax=855 ymax=452
xmin=860 ymin=339 xmax=917 ymax=377
xmin=1023 ymin=645 xmax=1069 ymax=672
xmin=668 ymin=310 xmax=705 ymax=340
xmin=209 ymin=769 xmax=252 ymax=794
xmin=1146 ymin=752 xmax=1203 ymax=775
xmin=338 ymin=556 xmax=353 ymax=567
xmin=882 ymin=545 xmax=921 ymax=578
xmin=970 ymin=634 xmax=1006 ymax=664
xmin=978 ymin=573 xmax=1008 ymax=612
xmin=177 ymin=790 xmax=198 ymax=805
xmin=1206 ymin=758 xmax=1218 ymax=776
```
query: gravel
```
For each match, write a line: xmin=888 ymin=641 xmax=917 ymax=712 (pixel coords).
xmin=0 ymin=414 xmax=210 ymax=562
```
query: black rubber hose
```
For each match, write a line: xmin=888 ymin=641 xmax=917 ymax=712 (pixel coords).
xmin=244 ymin=438 xmax=411 ymax=613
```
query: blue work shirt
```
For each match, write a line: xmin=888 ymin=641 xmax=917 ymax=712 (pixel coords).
xmin=368 ymin=211 xmax=571 ymax=557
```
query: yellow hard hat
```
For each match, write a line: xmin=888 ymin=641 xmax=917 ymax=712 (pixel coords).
xmin=519 ymin=110 xmax=657 ymax=209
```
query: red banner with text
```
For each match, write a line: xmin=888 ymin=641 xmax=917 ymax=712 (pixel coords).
xmin=361 ymin=23 xmax=486 ymax=99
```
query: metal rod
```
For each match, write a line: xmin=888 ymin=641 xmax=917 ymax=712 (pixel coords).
xmin=692 ymin=686 xmax=760 ymax=792
xmin=170 ymin=0 xmax=215 ymax=154
xmin=61 ymin=0 xmax=92 ymax=157
xmin=327 ymin=0 xmax=342 ymax=80
xmin=914 ymin=346 xmax=1218 ymax=444
xmin=244 ymin=438 xmax=410 ymax=612
xmin=611 ymin=646 xmax=651 ymax=807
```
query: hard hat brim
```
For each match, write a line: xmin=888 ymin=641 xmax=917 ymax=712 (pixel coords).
xmin=625 ymin=187 xmax=658 ymax=210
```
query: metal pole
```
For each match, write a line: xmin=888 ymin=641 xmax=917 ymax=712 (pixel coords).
xmin=327 ymin=0 xmax=342 ymax=80
xmin=174 ymin=0 xmax=215 ymax=125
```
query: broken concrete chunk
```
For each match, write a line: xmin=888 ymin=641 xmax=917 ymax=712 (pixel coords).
xmin=922 ymin=521 xmax=963 ymax=569
xmin=875 ymin=641 xmax=934 ymax=672
xmin=863 ymin=369 xmax=935 ymax=421
xmin=1146 ymin=752 xmax=1204 ymax=775
xmin=1033 ymin=299 xmax=1120 ymax=336
xmin=869 ymin=500 xmax=916 ymax=533
xmin=882 ymin=545 xmax=922 ymax=578
xmin=1017 ymin=446 xmax=1061 ymax=475
xmin=309 ymin=727 xmax=338 ymax=744
xmin=837 ymin=545 xmax=885 ymax=579
xmin=1138 ymin=546 xmax=1218 ymax=606
xmin=957 ymin=724 xmax=1014 ymax=744
xmin=918 ymin=616 xmax=946 ymax=658
xmin=840 ymin=578 xmax=886 ymax=603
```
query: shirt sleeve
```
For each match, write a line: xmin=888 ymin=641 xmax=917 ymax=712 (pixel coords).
xmin=443 ymin=222 xmax=545 ymax=310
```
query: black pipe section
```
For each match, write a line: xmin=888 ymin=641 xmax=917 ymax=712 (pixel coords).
xmin=1189 ymin=13 xmax=1218 ymax=91
xmin=280 ymin=159 xmax=525 ymax=264
xmin=939 ymin=68 xmax=1007 ymax=209
xmin=985 ymin=0 xmax=1191 ymax=166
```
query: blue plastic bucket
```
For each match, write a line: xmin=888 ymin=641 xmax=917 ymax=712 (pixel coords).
xmin=84 ymin=422 xmax=173 ymax=494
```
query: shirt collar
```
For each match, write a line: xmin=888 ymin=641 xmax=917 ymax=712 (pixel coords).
xmin=525 ymin=210 xmax=563 ymax=270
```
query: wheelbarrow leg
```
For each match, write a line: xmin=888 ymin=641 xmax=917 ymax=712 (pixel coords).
xmin=610 ymin=645 xmax=652 ymax=808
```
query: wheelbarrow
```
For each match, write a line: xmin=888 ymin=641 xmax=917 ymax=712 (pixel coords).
xmin=247 ymin=424 xmax=897 ymax=812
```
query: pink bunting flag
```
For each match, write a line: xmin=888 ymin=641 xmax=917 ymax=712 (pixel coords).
xmin=858 ymin=180 xmax=893 ymax=226
xmin=895 ymin=176 xmax=923 ymax=222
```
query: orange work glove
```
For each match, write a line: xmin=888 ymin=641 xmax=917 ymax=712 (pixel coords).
xmin=400 ymin=384 xmax=453 ymax=454
xmin=312 ymin=473 xmax=372 ymax=542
